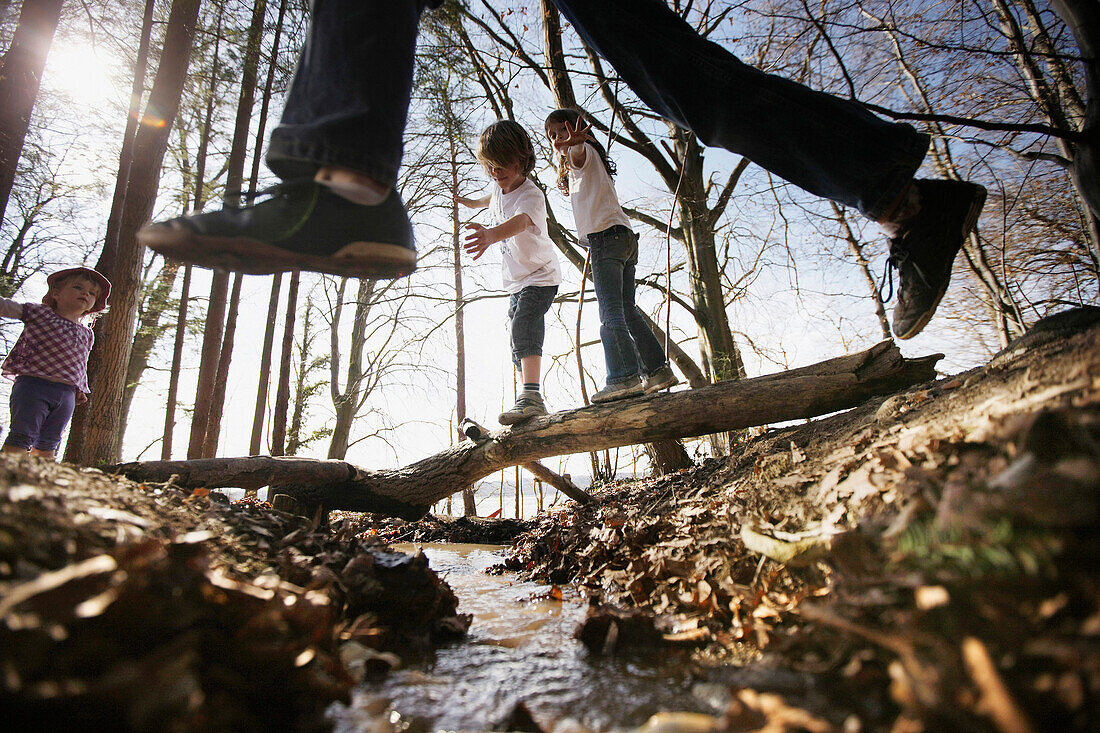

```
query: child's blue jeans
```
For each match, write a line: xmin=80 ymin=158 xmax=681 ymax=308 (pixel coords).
xmin=508 ymin=285 xmax=558 ymax=371
xmin=268 ymin=0 xmax=926 ymax=220
xmin=5 ymin=375 xmax=77 ymax=451
xmin=588 ymin=226 xmax=668 ymax=385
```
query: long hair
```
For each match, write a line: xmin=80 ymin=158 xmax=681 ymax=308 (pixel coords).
xmin=476 ymin=119 xmax=537 ymax=176
xmin=544 ymin=108 xmax=617 ymax=196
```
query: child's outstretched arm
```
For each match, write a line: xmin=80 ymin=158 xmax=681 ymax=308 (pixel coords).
xmin=463 ymin=213 xmax=533 ymax=260
xmin=553 ymin=119 xmax=592 ymax=168
xmin=455 ymin=193 xmax=491 ymax=209
xmin=0 ymin=299 xmax=22 ymax=319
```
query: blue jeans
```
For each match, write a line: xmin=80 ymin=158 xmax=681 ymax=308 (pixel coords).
xmin=266 ymin=0 xmax=443 ymax=187
xmin=5 ymin=376 xmax=77 ymax=451
xmin=508 ymin=285 xmax=558 ymax=371
xmin=552 ymin=0 xmax=928 ymax=220
xmin=589 ymin=226 xmax=668 ymax=385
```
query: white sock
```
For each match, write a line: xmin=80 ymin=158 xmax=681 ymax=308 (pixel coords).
xmin=317 ymin=179 xmax=389 ymax=206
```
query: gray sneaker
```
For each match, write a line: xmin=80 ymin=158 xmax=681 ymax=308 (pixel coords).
xmin=592 ymin=377 xmax=644 ymax=404
xmin=643 ymin=365 xmax=679 ymax=394
xmin=499 ymin=391 xmax=547 ymax=425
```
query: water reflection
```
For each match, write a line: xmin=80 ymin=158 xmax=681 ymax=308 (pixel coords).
xmin=330 ymin=543 xmax=720 ymax=732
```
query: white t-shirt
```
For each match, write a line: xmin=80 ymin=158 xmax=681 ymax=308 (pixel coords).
xmin=567 ymin=142 xmax=631 ymax=240
xmin=489 ymin=178 xmax=563 ymax=294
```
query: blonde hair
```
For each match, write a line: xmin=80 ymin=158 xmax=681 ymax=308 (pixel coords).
xmin=476 ymin=120 xmax=537 ymax=176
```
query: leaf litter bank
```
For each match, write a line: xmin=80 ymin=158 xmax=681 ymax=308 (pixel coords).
xmin=2 ymin=309 xmax=1099 ymax=731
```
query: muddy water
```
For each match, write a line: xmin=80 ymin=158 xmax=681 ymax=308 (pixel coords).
xmin=329 ymin=543 xmax=729 ymax=732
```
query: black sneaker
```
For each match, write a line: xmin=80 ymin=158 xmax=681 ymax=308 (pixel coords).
xmin=882 ymin=179 xmax=986 ymax=339
xmin=499 ymin=391 xmax=547 ymax=425
xmin=137 ymin=179 xmax=416 ymax=279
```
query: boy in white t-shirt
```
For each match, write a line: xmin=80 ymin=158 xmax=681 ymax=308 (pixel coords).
xmin=457 ymin=120 xmax=563 ymax=425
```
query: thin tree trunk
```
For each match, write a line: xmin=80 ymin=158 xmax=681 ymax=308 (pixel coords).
xmin=65 ymin=0 xmax=202 ymax=465
xmin=327 ymin=278 xmax=373 ymax=460
xmin=203 ymin=272 xmax=243 ymax=457
xmin=0 ymin=0 xmax=66 ymax=227
xmin=162 ymin=265 xmax=192 ymax=460
xmin=102 ymin=0 xmax=156 ymax=261
xmin=120 ymin=260 xmax=180 ymax=443
xmin=250 ymin=275 xmax=282 ymax=455
xmin=285 ymin=299 xmax=315 ymax=456
xmin=246 ymin=0 xmax=289 ymax=458
xmin=270 ymin=271 xmax=299 ymax=456
xmin=187 ymin=271 xmax=229 ymax=458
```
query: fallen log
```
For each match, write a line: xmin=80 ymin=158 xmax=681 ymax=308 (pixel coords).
xmin=110 ymin=341 xmax=940 ymax=519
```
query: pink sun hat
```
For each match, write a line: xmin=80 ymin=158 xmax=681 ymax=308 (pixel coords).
xmin=44 ymin=266 xmax=112 ymax=313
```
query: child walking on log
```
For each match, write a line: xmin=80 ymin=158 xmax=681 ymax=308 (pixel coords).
xmin=0 ymin=266 xmax=111 ymax=460
xmin=457 ymin=120 xmax=563 ymax=426
xmin=545 ymin=108 xmax=679 ymax=404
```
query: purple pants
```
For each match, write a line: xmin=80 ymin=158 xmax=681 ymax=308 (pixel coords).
xmin=5 ymin=375 xmax=77 ymax=451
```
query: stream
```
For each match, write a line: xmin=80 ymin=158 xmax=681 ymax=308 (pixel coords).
xmin=328 ymin=543 xmax=734 ymax=732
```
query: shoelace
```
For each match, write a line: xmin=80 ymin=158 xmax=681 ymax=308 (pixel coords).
xmin=226 ymin=178 xmax=315 ymax=209
xmin=878 ymin=243 xmax=930 ymax=303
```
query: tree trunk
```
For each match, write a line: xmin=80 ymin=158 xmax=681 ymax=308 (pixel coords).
xmin=246 ymin=0 xmax=288 ymax=458
xmin=162 ymin=265 xmax=192 ymax=460
xmin=270 ymin=271 xmax=299 ymax=456
xmin=120 ymin=260 xmax=180 ymax=444
xmin=203 ymin=272 xmax=243 ymax=457
xmin=0 ymin=0 xmax=65 ymax=227
xmin=1050 ymin=0 xmax=1100 ymax=218
xmin=101 ymin=0 xmax=156 ymax=263
xmin=114 ymin=341 xmax=941 ymax=518
xmin=65 ymin=0 xmax=202 ymax=465
xmin=541 ymin=0 xmax=576 ymax=108
xmin=187 ymin=270 xmax=228 ymax=458
xmin=250 ymin=275 xmax=282 ymax=455
xmin=327 ymin=278 xmax=373 ymax=460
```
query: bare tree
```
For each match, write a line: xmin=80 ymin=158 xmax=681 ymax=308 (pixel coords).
xmin=65 ymin=0 xmax=202 ymax=465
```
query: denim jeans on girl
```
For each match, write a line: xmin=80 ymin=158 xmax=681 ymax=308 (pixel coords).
xmin=5 ymin=375 xmax=77 ymax=451
xmin=508 ymin=285 xmax=558 ymax=371
xmin=589 ymin=226 xmax=668 ymax=385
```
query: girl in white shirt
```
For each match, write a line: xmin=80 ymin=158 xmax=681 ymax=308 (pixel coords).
xmin=545 ymin=108 xmax=678 ymax=403
xmin=457 ymin=120 xmax=563 ymax=425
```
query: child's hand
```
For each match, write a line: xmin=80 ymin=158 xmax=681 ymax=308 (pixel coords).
xmin=463 ymin=223 xmax=492 ymax=259
xmin=76 ymin=392 xmax=87 ymax=405
xmin=554 ymin=119 xmax=592 ymax=152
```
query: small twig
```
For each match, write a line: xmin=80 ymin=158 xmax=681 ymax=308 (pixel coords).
xmin=962 ymin=636 xmax=1036 ymax=733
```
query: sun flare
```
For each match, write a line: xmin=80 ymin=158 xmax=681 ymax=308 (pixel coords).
xmin=44 ymin=41 xmax=123 ymax=110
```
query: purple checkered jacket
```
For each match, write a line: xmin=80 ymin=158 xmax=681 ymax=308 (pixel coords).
xmin=0 ymin=299 xmax=94 ymax=394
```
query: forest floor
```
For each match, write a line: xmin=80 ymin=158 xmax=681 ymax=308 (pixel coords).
xmin=1 ymin=308 xmax=1098 ymax=732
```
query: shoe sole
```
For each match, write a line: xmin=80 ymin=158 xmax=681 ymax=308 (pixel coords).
xmin=138 ymin=227 xmax=417 ymax=280
xmin=498 ymin=410 xmax=546 ymax=426
xmin=591 ymin=388 xmax=644 ymax=404
xmin=895 ymin=183 xmax=987 ymax=340
xmin=643 ymin=376 xmax=680 ymax=395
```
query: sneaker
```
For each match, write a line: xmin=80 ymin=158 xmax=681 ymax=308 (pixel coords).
xmin=642 ymin=364 xmax=679 ymax=395
xmin=591 ymin=377 xmax=644 ymax=404
xmin=882 ymin=179 xmax=986 ymax=340
xmin=137 ymin=178 xmax=417 ymax=279
xmin=499 ymin=391 xmax=547 ymax=425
